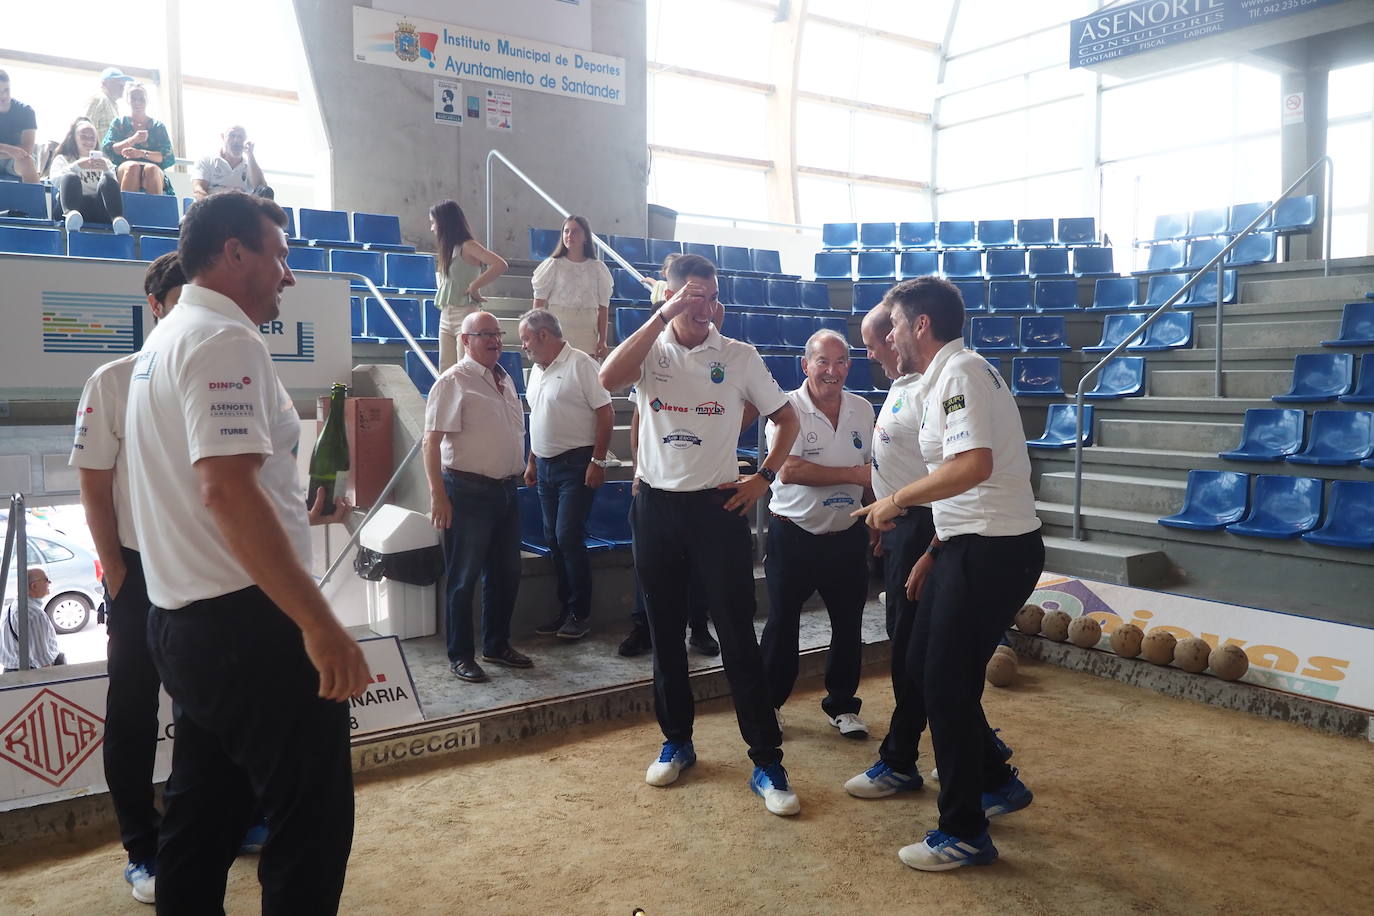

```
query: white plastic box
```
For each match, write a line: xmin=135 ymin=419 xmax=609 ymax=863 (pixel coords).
xmin=358 ymin=505 xmax=441 ymax=639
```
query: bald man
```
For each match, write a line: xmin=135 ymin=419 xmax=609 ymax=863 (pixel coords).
xmin=424 ymin=310 xmax=533 ymax=683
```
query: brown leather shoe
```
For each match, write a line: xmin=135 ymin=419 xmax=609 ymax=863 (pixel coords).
xmin=482 ymin=646 xmax=533 ymax=669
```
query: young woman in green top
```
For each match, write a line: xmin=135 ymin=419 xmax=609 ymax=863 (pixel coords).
xmin=430 ymin=200 xmax=508 ymax=371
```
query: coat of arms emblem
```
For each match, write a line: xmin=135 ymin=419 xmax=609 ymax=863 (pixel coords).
xmin=394 ymin=21 xmax=420 ymax=62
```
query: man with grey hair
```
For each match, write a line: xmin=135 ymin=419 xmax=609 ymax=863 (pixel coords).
xmin=760 ymin=328 xmax=875 ymax=739
xmin=518 ymin=308 xmax=613 ymax=640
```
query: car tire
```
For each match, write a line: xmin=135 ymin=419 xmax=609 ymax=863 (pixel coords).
xmin=47 ymin=592 xmax=92 ymax=635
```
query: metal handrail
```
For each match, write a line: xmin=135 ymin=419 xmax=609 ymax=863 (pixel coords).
xmin=1070 ymin=155 xmax=1334 ymax=540
xmin=0 ymin=494 xmax=31 ymax=670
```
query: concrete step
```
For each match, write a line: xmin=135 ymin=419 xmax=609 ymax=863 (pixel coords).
xmin=1040 ymin=534 xmax=1172 ymax=586
xmin=1037 ymin=470 xmax=1185 ymax=516
xmin=1241 ymin=272 xmax=1374 ymax=305
xmin=1032 ymin=445 xmax=1374 ymax=482
xmin=1147 ymin=369 xmax=1289 ymax=399
xmin=1194 ymin=319 xmax=1340 ymax=349
xmin=1094 ymin=417 xmax=1241 ymax=452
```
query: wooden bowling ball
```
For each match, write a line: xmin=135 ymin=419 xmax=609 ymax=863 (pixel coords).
xmin=1208 ymin=644 xmax=1250 ymax=681
xmin=1067 ymin=615 xmax=1102 ymax=648
xmin=1174 ymin=637 xmax=1211 ymax=673
xmin=1109 ymin=623 xmax=1144 ymax=658
xmin=1140 ymin=630 xmax=1177 ymax=665
xmin=1041 ymin=610 xmax=1071 ymax=642
xmin=1014 ymin=603 xmax=1044 ymax=635
xmin=986 ymin=653 xmax=1018 ymax=687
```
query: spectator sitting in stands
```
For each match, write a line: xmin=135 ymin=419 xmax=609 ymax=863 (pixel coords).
xmin=85 ymin=66 xmax=134 ymax=143
xmin=102 ymin=83 xmax=174 ymax=195
xmin=191 ymin=125 xmax=272 ymax=200
xmin=1 ymin=568 xmax=65 ymax=671
xmin=49 ymin=117 xmax=131 ymax=235
xmin=0 ymin=69 xmax=39 ymax=183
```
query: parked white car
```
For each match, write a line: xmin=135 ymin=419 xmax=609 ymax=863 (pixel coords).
xmin=2 ymin=527 xmax=103 ymax=635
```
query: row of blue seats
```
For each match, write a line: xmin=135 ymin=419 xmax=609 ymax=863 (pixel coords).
xmin=822 ymin=218 xmax=1098 ymax=251
xmin=816 ymin=246 xmax=1114 ymax=281
xmin=1223 ymin=408 xmax=1374 ymax=465
xmin=760 ymin=354 xmax=881 ymax=395
xmin=612 ymin=269 xmax=830 ymax=311
xmin=1159 ymin=472 xmax=1371 ymax=548
xmin=529 ymin=228 xmax=787 ymax=276
xmin=1138 ymin=232 xmax=1275 ymax=273
xmin=519 ymin=482 xmax=633 ymax=554
xmin=1144 ymin=196 xmax=1318 ymax=244
xmin=850 ymin=272 xmax=1235 ymax=316
xmin=1274 ymin=353 xmax=1374 ymax=403
xmin=973 ymin=312 xmax=1193 ymax=355
xmin=1007 ymin=355 xmax=1145 ymax=399
xmin=294 ymin=248 xmax=436 ymax=292
xmin=350 ymin=296 xmax=443 ymax=343
xmin=613 ymin=307 xmax=848 ymax=351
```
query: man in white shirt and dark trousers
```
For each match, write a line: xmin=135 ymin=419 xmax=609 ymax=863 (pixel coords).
xmin=424 ymin=310 xmax=533 ymax=683
xmin=69 ymin=251 xmax=183 ymax=905
xmin=600 ymin=254 xmax=803 ymax=816
xmin=854 ymin=277 xmax=1042 ymax=872
xmin=518 ymin=309 xmax=613 ymax=640
xmin=125 ymin=191 xmax=370 ymax=913
xmin=190 ymin=125 xmax=271 ymax=200
xmin=760 ymin=329 xmax=874 ymax=739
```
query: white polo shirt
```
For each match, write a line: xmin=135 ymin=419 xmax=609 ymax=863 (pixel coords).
xmin=424 ymin=357 xmax=526 ymax=478
xmin=766 ymin=384 xmax=873 ymax=534
xmin=192 ymin=154 xmax=253 ymax=192
xmin=69 ymin=354 xmax=139 ymax=551
xmin=917 ymin=339 xmax=1041 ymax=540
xmin=632 ymin=323 xmax=787 ymax=492
xmin=525 ymin=342 xmax=612 ymax=458
xmin=125 ymin=285 xmax=311 ymax=610
xmin=871 ymin=372 xmax=929 ymax=502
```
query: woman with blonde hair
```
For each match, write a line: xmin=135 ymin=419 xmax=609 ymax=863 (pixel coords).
xmin=430 ymin=199 xmax=508 ymax=371
xmin=102 ymin=83 xmax=174 ymax=195
xmin=531 ymin=214 xmax=613 ymax=358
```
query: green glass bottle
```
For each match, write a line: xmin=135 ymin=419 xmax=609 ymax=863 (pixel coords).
xmin=307 ymin=383 xmax=350 ymax=516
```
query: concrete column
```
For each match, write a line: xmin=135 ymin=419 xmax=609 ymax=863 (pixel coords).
xmin=1279 ymin=65 xmax=1328 ymax=260
xmin=766 ymin=0 xmax=804 ymax=225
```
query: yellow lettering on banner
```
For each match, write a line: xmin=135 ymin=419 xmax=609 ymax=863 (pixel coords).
xmin=1247 ymin=645 xmax=1299 ymax=673
xmin=1301 ymin=657 xmax=1349 ymax=683
xmin=1151 ymin=625 xmax=1194 ymax=641
xmin=1088 ymin=611 xmax=1121 ymax=634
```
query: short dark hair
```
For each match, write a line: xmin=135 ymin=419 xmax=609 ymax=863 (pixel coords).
xmin=178 ymin=190 xmax=287 ymax=280
xmin=884 ymin=276 xmax=965 ymax=343
xmin=666 ymin=253 xmax=716 ymax=288
xmin=144 ymin=251 xmax=185 ymax=304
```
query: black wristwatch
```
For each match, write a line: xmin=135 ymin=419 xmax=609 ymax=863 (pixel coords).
xmin=758 ymin=466 xmax=777 ymax=483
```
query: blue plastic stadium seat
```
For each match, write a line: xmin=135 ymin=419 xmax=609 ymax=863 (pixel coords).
xmin=1152 ymin=213 xmax=1188 ymax=241
xmin=1158 ymin=470 xmax=1250 ymax=531
xmin=952 ymin=280 xmax=986 ymax=313
xmin=763 ymin=354 xmax=802 ymax=391
xmin=899 ymin=249 xmax=938 ymax=279
xmin=530 ymin=228 xmax=560 ymax=260
xmin=938 ymin=221 xmax=977 ymax=247
xmin=330 ymin=249 xmax=386 ymax=288
xmin=1016 ymin=219 xmax=1055 ymax=246
xmin=1188 ymin=208 xmax=1228 ymax=238
xmin=1226 ymin=231 xmax=1277 ymax=267
xmin=422 ymin=298 xmax=440 ymax=339
xmin=1227 ymin=474 xmax=1322 ymax=539
xmin=859 ymin=222 xmax=897 ymax=249
xmin=1072 ymin=246 xmax=1115 ymax=277
xmin=0 ymin=226 xmax=63 ymax=255
xmin=857 ymin=250 xmax=896 ymax=280
xmin=299 ymin=208 xmax=362 ymax=247
xmin=1086 ymin=313 xmax=1147 ymax=353
xmin=989 ymin=280 xmax=1033 ymax=313
xmin=1219 ymin=408 xmax=1305 ymax=462
xmin=67 ymin=231 xmax=135 ymax=260
xmin=404 ymin=349 xmax=440 ymax=396
xmin=281 ymin=206 xmax=298 ymax=239
xmin=823 ymin=222 xmax=859 ymax=249
xmin=1091 ymin=277 xmax=1138 ymax=310
xmin=719 ymin=309 xmax=742 ymax=339
xmin=1035 ymin=279 xmax=1079 ymax=311
xmin=498 ymin=351 xmax=525 ymax=395
xmin=1020 ymin=315 xmax=1070 ymax=352
xmin=1129 ymin=310 xmax=1193 ymax=351
xmin=352 ymin=212 xmax=413 ymax=251
xmin=1272 ymin=353 xmax=1354 ymax=402
xmin=517 ymin=486 xmax=551 ymax=555
xmin=977 ymin=220 xmax=1016 ymax=247
xmin=648 ymin=238 xmax=681 ymax=265
xmin=733 ymin=276 xmax=767 ymax=308
xmin=1228 ymin=201 xmax=1272 ymax=234
xmin=1058 ymin=218 xmax=1096 ymax=245
xmin=1340 ymin=353 xmax=1374 ymax=404
xmin=1029 ymin=248 xmax=1070 ymax=278
xmin=1271 ymin=194 xmax=1317 ymax=233
xmin=120 ymin=192 xmax=179 ymax=232
xmin=1142 ymin=240 xmax=1186 ymax=274
xmin=286 ymin=246 xmax=327 ymax=272
xmin=779 ymin=314 xmax=812 ymax=349
xmin=1185 ymin=269 xmax=1237 ymax=306
xmin=800 ymin=281 xmax=830 ymax=310
xmin=608 ymin=235 xmax=648 ymax=266
xmin=364 ymin=297 xmax=421 ymax=340
xmin=751 ymin=248 xmax=782 ymax=274
xmin=1302 ymin=481 xmax=1374 ymax=549
xmin=719 ymin=245 xmax=752 ymax=273
xmin=815 ymin=251 xmax=853 ymax=280
xmin=350 ymin=296 xmax=365 ymax=338
xmin=585 ymin=480 xmax=634 ymax=548
xmin=942 ymin=249 xmax=983 ymax=279
xmin=0 ymin=181 xmax=50 ymax=224
xmin=1144 ymin=273 xmax=1187 ymax=308
xmin=138 ymin=234 xmax=178 ymax=261
xmin=985 ymin=248 xmax=1026 ymax=278
xmin=383 ymin=253 xmax=437 ymax=292
xmin=744 ymin=312 xmax=781 ymax=347
xmin=970 ymin=316 xmax=1019 ymax=353
xmin=615 ymin=306 xmax=651 ymax=343
xmin=852 ymin=282 xmax=889 ymax=313
xmin=898 ymin=221 xmax=936 ymax=248
xmin=767 ymin=278 xmax=801 ymax=310
xmin=1083 ymin=356 xmax=1146 ymax=399
xmin=817 ymin=315 xmax=847 ymax=338
xmin=846 ymin=356 xmax=879 ymax=393
xmin=614 ymin=268 xmax=651 ymax=303
xmin=737 ymin=418 xmax=761 ymax=460
xmin=1286 ymin=410 xmax=1374 ymax=466
xmin=1027 ymin=403 xmax=1095 ymax=449
xmin=683 ymin=242 xmax=718 ymax=262
xmin=1011 ymin=356 xmax=1064 ymax=397
xmin=1185 ymin=236 xmax=1230 ymax=271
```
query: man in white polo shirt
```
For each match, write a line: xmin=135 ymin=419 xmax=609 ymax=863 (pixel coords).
xmin=853 ymin=276 xmax=1043 ymax=873
xmin=760 ymin=329 xmax=874 ymax=740
xmin=518 ymin=308 xmax=613 ymax=641
xmin=125 ymin=191 xmax=369 ymax=913
xmin=191 ymin=124 xmax=272 ymax=200
xmin=600 ymin=253 xmax=803 ymax=817
xmin=423 ymin=310 xmax=532 ymax=683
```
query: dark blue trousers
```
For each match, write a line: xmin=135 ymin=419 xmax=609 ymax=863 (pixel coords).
xmin=442 ymin=470 xmax=521 ymax=662
xmin=536 ymin=447 xmax=596 ymax=622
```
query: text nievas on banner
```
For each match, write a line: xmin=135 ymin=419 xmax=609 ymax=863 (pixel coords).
xmin=0 ymin=254 xmax=352 ymax=400
xmin=353 ymin=5 xmax=626 ymax=106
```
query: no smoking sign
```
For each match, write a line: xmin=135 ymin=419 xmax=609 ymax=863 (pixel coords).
xmin=1283 ymin=91 xmax=1304 ymax=125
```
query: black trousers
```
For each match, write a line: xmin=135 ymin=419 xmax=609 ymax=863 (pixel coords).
xmin=56 ymin=171 xmax=123 ymax=223
xmin=913 ymin=530 xmax=1044 ymax=840
xmin=877 ymin=507 xmax=935 ymax=770
xmin=629 ymin=489 xmax=707 ymax=632
xmin=761 ymin=517 xmax=868 ymax=716
xmin=102 ymin=548 xmax=161 ymax=866
xmin=147 ymin=587 xmax=354 ymax=915
xmin=631 ymin=484 xmax=782 ymax=766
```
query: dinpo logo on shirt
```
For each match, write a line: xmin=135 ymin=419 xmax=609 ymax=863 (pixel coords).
xmin=208 ymin=377 xmax=253 ymax=391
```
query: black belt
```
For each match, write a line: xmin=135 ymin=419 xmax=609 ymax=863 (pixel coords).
xmin=539 ymin=445 xmax=594 ymax=462
xmin=445 ymin=469 xmax=520 ymax=486
xmin=770 ymin=513 xmax=859 ymax=535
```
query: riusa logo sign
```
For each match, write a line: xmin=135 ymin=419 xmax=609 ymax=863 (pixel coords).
xmin=0 ymin=688 xmax=105 ymax=788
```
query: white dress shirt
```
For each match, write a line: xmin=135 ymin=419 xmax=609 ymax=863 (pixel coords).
xmin=871 ymin=372 xmax=929 ymax=503
xmin=70 ymin=353 xmax=139 ymax=550
xmin=424 ymin=356 xmax=526 ymax=478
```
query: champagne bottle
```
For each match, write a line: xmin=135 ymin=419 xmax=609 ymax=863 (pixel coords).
xmin=307 ymin=383 xmax=350 ymax=516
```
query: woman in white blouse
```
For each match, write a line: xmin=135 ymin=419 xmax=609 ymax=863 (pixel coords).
xmin=531 ymin=215 xmax=613 ymax=358
xmin=48 ymin=117 xmax=130 ymax=234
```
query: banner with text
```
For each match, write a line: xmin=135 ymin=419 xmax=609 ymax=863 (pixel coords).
xmin=353 ymin=5 xmax=626 ymax=106
xmin=375 ymin=0 xmax=591 ymax=50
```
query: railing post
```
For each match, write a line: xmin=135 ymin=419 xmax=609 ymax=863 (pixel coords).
xmin=1072 ymin=391 xmax=1086 ymax=540
xmin=15 ymin=497 xmax=28 ymax=671
xmin=1323 ymin=155 xmax=1334 ymax=278
xmin=1214 ymin=261 xmax=1224 ymax=398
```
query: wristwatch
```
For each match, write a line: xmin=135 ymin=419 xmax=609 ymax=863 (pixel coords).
xmin=758 ymin=466 xmax=777 ymax=483
xmin=591 ymin=457 xmax=611 ymax=468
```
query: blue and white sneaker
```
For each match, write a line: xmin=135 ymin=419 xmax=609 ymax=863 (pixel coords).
xmin=124 ymin=861 xmax=156 ymax=904
xmin=931 ymin=728 xmax=1014 ymax=783
xmin=750 ymin=763 xmax=800 ymax=816
xmin=844 ymin=760 xmax=923 ymax=799
xmin=899 ymin=829 xmax=998 ymax=871
xmin=239 ymin=819 xmax=269 ymax=854
xmin=982 ymin=767 xmax=1033 ymax=818
xmin=645 ymin=740 xmax=696 ymax=786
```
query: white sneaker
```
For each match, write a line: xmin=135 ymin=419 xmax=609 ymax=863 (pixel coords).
xmin=645 ymin=740 xmax=696 ymax=787
xmin=829 ymin=712 xmax=869 ymax=739
xmin=112 ymin=216 xmax=131 ymax=235
xmin=124 ymin=862 xmax=155 ymax=904
xmin=64 ymin=210 xmax=83 ymax=232
xmin=751 ymin=764 xmax=801 ymax=816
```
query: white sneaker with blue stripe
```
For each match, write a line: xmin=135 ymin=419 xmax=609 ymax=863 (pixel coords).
xmin=645 ymin=740 xmax=696 ymax=786
xmin=982 ymin=768 xmax=1034 ymax=818
xmin=898 ymin=829 xmax=998 ymax=872
xmin=123 ymin=861 xmax=156 ymax=904
xmin=844 ymin=760 xmax=923 ymax=798
xmin=750 ymin=763 xmax=801 ymax=816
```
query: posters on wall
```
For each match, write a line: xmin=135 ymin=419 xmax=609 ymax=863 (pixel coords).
xmin=433 ymin=78 xmax=463 ymax=125
xmin=486 ymin=88 xmax=514 ymax=131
